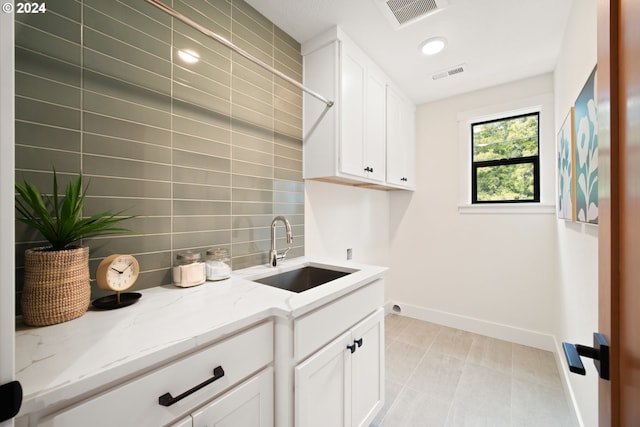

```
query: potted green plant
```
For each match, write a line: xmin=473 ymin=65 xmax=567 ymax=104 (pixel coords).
xmin=15 ymin=170 xmax=134 ymax=326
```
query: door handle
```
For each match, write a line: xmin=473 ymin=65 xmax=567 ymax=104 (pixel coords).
xmin=0 ymin=380 xmax=22 ymax=422
xmin=562 ymin=332 xmax=609 ymax=380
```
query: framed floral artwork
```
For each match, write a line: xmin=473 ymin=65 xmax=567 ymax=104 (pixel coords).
xmin=557 ymin=107 xmax=575 ymax=221
xmin=574 ymin=67 xmax=598 ymax=224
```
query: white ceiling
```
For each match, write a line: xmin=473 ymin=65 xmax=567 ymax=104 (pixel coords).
xmin=245 ymin=0 xmax=574 ymax=105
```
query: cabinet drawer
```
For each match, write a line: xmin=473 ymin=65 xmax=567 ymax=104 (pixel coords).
xmin=294 ymin=279 xmax=383 ymax=362
xmin=38 ymin=321 xmax=273 ymax=427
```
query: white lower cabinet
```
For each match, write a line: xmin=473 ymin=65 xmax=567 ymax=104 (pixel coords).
xmin=37 ymin=321 xmax=273 ymax=427
xmin=173 ymin=367 xmax=273 ymax=427
xmin=295 ymin=308 xmax=384 ymax=427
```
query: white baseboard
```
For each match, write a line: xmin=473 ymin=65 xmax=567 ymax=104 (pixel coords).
xmin=552 ymin=338 xmax=585 ymax=427
xmin=384 ymin=300 xmax=556 ymax=350
xmin=384 ymin=300 xmax=584 ymax=426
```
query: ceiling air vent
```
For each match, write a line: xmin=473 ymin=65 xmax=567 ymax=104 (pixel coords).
xmin=432 ymin=64 xmax=466 ymax=80
xmin=376 ymin=0 xmax=450 ymax=29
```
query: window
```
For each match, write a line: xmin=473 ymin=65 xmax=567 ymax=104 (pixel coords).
xmin=471 ymin=112 xmax=540 ymax=203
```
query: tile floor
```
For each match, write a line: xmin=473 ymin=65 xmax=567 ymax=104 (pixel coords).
xmin=371 ymin=314 xmax=574 ymax=427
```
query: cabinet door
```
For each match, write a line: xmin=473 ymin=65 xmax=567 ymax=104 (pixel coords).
xmin=365 ymin=70 xmax=387 ymax=182
xmin=295 ymin=331 xmax=352 ymax=427
xmin=191 ymin=368 xmax=273 ymax=427
xmin=171 ymin=417 xmax=192 ymax=427
xmin=350 ymin=309 xmax=385 ymax=427
xmin=339 ymin=43 xmax=366 ymax=178
xmin=386 ymin=86 xmax=416 ymax=189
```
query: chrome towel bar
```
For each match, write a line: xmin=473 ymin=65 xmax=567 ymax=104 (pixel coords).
xmin=144 ymin=0 xmax=334 ymax=108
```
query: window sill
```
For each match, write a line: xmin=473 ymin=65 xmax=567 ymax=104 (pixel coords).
xmin=458 ymin=203 xmax=556 ymax=215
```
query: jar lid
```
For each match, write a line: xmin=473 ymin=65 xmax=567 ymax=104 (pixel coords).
xmin=206 ymin=248 xmax=229 ymax=262
xmin=176 ymin=251 xmax=201 ymax=262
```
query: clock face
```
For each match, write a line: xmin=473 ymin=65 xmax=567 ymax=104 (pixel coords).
xmin=96 ymin=254 xmax=139 ymax=292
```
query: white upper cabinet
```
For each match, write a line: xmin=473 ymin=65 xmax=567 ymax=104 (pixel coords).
xmin=302 ymin=26 xmax=414 ymax=190
xmin=386 ymin=84 xmax=416 ymax=189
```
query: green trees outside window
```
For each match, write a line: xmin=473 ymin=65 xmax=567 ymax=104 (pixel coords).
xmin=471 ymin=113 xmax=540 ymax=203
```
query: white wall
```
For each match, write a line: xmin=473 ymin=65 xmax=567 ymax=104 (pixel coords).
xmin=387 ymin=74 xmax=559 ymax=343
xmin=553 ymin=0 xmax=599 ymax=425
xmin=305 ymin=180 xmax=390 ymax=266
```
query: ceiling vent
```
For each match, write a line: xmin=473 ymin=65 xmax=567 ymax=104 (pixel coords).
xmin=432 ymin=64 xmax=466 ymax=80
xmin=376 ymin=0 xmax=450 ymax=29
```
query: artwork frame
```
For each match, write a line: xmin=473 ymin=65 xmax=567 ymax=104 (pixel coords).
xmin=557 ymin=107 xmax=576 ymax=221
xmin=573 ymin=66 xmax=598 ymax=224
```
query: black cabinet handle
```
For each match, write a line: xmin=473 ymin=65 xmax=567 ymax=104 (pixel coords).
xmin=347 ymin=338 xmax=363 ymax=354
xmin=401 ymin=177 xmax=408 ymax=182
xmin=158 ymin=366 xmax=225 ymax=407
xmin=364 ymin=166 xmax=374 ymax=173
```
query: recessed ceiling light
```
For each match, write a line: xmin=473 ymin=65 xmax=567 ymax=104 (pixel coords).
xmin=177 ymin=49 xmax=200 ymax=64
xmin=420 ymin=37 xmax=447 ymax=55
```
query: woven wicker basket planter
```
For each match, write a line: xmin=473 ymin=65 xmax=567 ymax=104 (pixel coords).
xmin=21 ymin=246 xmax=91 ymax=327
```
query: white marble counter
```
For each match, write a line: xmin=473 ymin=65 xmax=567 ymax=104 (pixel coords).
xmin=15 ymin=257 xmax=386 ymax=417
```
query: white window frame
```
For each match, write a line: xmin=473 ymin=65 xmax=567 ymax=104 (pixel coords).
xmin=457 ymin=93 xmax=556 ymax=214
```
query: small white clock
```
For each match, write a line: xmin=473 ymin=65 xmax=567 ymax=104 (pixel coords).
xmin=96 ymin=254 xmax=140 ymax=292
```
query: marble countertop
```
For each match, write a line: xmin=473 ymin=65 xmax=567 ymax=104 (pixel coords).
xmin=15 ymin=257 xmax=387 ymax=416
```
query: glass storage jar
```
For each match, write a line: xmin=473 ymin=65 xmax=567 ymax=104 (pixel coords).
xmin=172 ymin=251 xmax=206 ymax=287
xmin=205 ymin=248 xmax=231 ymax=281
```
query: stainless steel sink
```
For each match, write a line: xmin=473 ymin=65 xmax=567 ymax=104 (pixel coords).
xmin=252 ymin=266 xmax=355 ymax=293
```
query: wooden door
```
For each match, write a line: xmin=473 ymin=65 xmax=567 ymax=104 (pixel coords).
xmin=597 ymin=0 xmax=640 ymax=425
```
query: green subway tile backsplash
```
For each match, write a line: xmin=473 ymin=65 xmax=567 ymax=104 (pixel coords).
xmin=15 ymin=0 xmax=304 ymax=308
xmin=15 ymin=72 xmax=80 ymax=108
xmin=16 ymin=122 xmax=81 ymax=151
xmin=15 ymin=22 xmax=80 ymax=66
xmin=15 ymin=47 xmax=81 ymax=86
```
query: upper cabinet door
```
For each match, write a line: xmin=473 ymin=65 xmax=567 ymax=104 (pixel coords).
xmin=339 ymin=44 xmax=366 ymax=178
xmin=386 ymin=85 xmax=416 ymax=189
xmin=365 ymin=69 xmax=387 ymax=183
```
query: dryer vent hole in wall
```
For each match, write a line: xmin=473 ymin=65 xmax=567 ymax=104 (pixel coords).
xmin=392 ymin=304 xmax=402 ymax=313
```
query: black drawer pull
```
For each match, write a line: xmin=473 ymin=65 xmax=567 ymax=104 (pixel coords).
xmin=347 ymin=343 xmax=357 ymax=354
xmin=355 ymin=338 xmax=363 ymax=348
xmin=158 ymin=366 xmax=225 ymax=407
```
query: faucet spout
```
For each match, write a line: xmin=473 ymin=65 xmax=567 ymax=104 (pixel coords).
xmin=270 ymin=216 xmax=293 ymax=267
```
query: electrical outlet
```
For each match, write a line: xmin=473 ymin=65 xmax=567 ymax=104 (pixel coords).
xmin=346 ymin=248 xmax=352 ymax=260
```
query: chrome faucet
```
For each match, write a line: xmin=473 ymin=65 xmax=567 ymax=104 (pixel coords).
xmin=270 ymin=216 xmax=293 ymax=267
